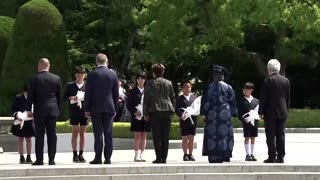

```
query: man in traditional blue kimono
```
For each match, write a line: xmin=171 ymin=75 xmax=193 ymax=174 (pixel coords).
xmin=200 ymin=65 xmax=237 ymax=163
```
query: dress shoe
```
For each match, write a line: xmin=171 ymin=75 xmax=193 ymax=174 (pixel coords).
xmin=152 ymin=159 xmax=162 ymax=163
xmin=89 ymin=159 xmax=102 ymax=164
xmin=263 ymin=158 xmax=277 ymax=163
xmin=245 ymin=155 xmax=252 ymax=161
xmin=188 ymin=154 xmax=195 ymax=161
xmin=49 ymin=160 xmax=55 ymax=165
xmin=104 ymin=160 xmax=111 ymax=164
xmin=19 ymin=156 xmax=26 ymax=164
xmin=209 ymin=160 xmax=223 ymax=163
xmin=26 ymin=156 xmax=33 ymax=164
xmin=32 ymin=160 xmax=44 ymax=165
xmin=139 ymin=156 xmax=146 ymax=162
xmin=134 ymin=156 xmax=140 ymax=162
xmin=251 ymin=155 xmax=257 ymax=161
xmin=73 ymin=155 xmax=80 ymax=163
xmin=78 ymin=155 xmax=86 ymax=163
xmin=224 ymin=158 xmax=230 ymax=162
xmin=277 ymin=158 xmax=284 ymax=163
xmin=183 ymin=154 xmax=189 ymax=161
xmin=161 ymin=159 xmax=166 ymax=164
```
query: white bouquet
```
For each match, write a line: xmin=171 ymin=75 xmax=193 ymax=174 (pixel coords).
xmin=242 ymin=105 xmax=260 ymax=126
xmin=70 ymin=91 xmax=85 ymax=109
xmin=13 ymin=111 xmax=33 ymax=129
xmin=179 ymin=96 xmax=202 ymax=125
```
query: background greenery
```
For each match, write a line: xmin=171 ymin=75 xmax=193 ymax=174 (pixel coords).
xmin=56 ymin=109 xmax=320 ymax=140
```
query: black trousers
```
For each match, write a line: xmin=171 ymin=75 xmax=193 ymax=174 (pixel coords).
xmin=91 ymin=112 xmax=114 ymax=161
xmin=149 ymin=111 xmax=172 ymax=161
xmin=34 ymin=115 xmax=57 ymax=161
xmin=264 ymin=118 xmax=286 ymax=159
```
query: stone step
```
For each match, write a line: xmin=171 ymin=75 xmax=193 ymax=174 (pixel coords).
xmin=1 ymin=164 xmax=320 ymax=178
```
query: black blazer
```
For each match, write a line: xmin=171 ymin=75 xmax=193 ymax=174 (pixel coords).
xmin=237 ymin=96 xmax=259 ymax=122
xmin=84 ymin=66 xmax=119 ymax=114
xmin=11 ymin=94 xmax=27 ymax=119
xmin=175 ymin=94 xmax=198 ymax=121
xmin=258 ymin=73 xmax=290 ymax=120
xmin=64 ymin=81 xmax=86 ymax=120
xmin=126 ymin=87 xmax=143 ymax=119
xmin=27 ymin=71 xmax=61 ymax=117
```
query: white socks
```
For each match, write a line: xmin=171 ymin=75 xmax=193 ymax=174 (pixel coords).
xmin=250 ymin=144 xmax=255 ymax=155
xmin=244 ymin=144 xmax=250 ymax=155
xmin=245 ymin=143 xmax=255 ymax=155
xmin=134 ymin=150 xmax=138 ymax=158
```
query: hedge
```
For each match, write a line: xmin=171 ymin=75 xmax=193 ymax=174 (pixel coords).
xmin=0 ymin=16 xmax=15 ymax=73
xmin=56 ymin=108 xmax=320 ymax=140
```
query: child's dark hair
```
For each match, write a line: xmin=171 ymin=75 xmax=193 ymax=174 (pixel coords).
xmin=180 ymin=80 xmax=191 ymax=89
xmin=73 ymin=66 xmax=86 ymax=74
xmin=136 ymin=72 xmax=147 ymax=80
xmin=243 ymin=82 xmax=254 ymax=89
xmin=23 ymin=84 xmax=28 ymax=92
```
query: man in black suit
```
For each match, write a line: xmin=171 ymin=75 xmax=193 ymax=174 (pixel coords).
xmin=84 ymin=53 xmax=119 ymax=164
xmin=258 ymin=59 xmax=290 ymax=163
xmin=27 ymin=58 xmax=62 ymax=166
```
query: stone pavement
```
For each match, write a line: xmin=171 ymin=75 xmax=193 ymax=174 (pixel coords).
xmin=0 ymin=133 xmax=319 ymax=165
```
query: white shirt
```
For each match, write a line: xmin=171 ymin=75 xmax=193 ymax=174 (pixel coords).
xmin=138 ymin=87 xmax=144 ymax=94
xmin=183 ymin=94 xmax=191 ymax=101
xmin=244 ymin=95 xmax=253 ymax=103
xmin=76 ymin=82 xmax=84 ymax=89
xmin=97 ymin=64 xmax=107 ymax=68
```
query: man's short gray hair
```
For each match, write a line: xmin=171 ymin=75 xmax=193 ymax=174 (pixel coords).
xmin=267 ymin=59 xmax=281 ymax=73
xmin=96 ymin=53 xmax=108 ymax=64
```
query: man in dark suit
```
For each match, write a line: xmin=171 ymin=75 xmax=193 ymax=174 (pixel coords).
xmin=84 ymin=53 xmax=119 ymax=164
xmin=258 ymin=59 xmax=290 ymax=163
xmin=27 ymin=58 xmax=62 ymax=166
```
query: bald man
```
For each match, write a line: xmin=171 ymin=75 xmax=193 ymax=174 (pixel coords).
xmin=27 ymin=58 xmax=62 ymax=166
xmin=84 ymin=53 xmax=119 ymax=164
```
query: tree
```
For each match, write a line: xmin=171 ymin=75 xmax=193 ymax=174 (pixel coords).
xmin=0 ymin=0 xmax=70 ymax=116
xmin=0 ymin=16 xmax=15 ymax=74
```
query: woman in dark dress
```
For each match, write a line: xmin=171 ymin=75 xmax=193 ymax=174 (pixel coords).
xmin=175 ymin=80 xmax=198 ymax=161
xmin=64 ymin=67 xmax=88 ymax=163
xmin=11 ymin=85 xmax=34 ymax=164
xmin=237 ymin=82 xmax=259 ymax=161
xmin=126 ymin=72 xmax=150 ymax=162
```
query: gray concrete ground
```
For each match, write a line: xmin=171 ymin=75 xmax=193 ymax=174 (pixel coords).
xmin=0 ymin=133 xmax=319 ymax=166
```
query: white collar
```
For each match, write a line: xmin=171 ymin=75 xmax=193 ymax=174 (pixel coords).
xmin=183 ymin=94 xmax=191 ymax=101
xmin=76 ymin=82 xmax=84 ymax=88
xmin=244 ymin=95 xmax=253 ymax=103
xmin=138 ymin=87 xmax=144 ymax=93
xmin=97 ymin=64 xmax=107 ymax=68
xmin=40 ymin=69 xmax=49 ymax=72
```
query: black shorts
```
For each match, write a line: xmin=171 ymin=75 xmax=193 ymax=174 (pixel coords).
xmin=242 ymin=122 xmax=258 ymax=137
xmin=70 ymin=118 xmax=88 ymax=126
xmin=180 ymin=118 xmax=197 ymax=136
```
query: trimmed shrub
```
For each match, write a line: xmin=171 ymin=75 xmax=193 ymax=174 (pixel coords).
xmin=0 ymin=0 xmax=30 ymax=17
xmin=0 ymin=0 xmax=70 ymax=116
xmin=0 ymin=16 xmax=15 ymax=73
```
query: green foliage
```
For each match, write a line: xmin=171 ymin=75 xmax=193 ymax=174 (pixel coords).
xmin=0 ymin=0 xmax=31 ymax=17
xmin=56 ymin=121 xmax=182 ymax=140
xmin=0 ymin=16 xmax=15 ymax=74
xmin=0 ymin=0 xmax=70 ymax=116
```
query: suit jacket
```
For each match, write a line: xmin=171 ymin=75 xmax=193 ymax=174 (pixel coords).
xmin=175 ymin=94 xmax=198 ymax=120
xmin=64 ymin=81 xmax=86 ymax=120
xmin=126 ymin=87 xmax=143 ymax=118
xmin=27 ymin=71 xmax=61 ymax=117
xmin=258 ymin=73 xmax=290 ymax=120
xmin=84 ymin=66 xmax=119 ymax=114
xmin=237 ymin=96 xmax=259 ymax=122
xmin=143 ymin=77 xmax=175 ymax=116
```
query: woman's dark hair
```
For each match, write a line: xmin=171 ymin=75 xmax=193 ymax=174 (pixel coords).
xmin=23 ymin=84 xmax=28 ymax=92
xmin=73 ymin=66 xmax=86 ymax=74
xmin=180 ymin=80 xmax=191 ymax=89
xmin=243 ymin=82 xmax=254 ymax=89
xmin=151 ymin=63 xmax=165 ymax=77
xmin=136 ymin=72 xmax=147 ymax=80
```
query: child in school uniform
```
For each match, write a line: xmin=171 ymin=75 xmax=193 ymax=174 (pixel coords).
xmin=237 ymin=82 xmax=259 ymax=161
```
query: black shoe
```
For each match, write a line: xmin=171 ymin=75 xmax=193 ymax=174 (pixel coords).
xmin=277 ymin=158 xmax=284 ymax=163
xmin=224 ymin=158 xmax=230 ymax=162
xmin=245 ymin=155 xmax=252 ymax=161
xmin=32 ymin=160 xmax=44 ymax=165
xmin=161 ymin=159 xmax=166 ymax=163
xmin=183 ymin=154 xmax=189 ymax=161
xmin=89 ymin=159 xmax=102 ymax=164
xmin=78 ymin=155 xmax=86 ymax=163
xmin=188 ymin=154 xmax=195 ymax=161
xmin=26 ymin=156 xmax=33 ymax=164
xmin=251 ymin=155 xmax=257 ymax=161
xmin=49 ymin=160 xmax=55 ymax=165
xmin=104 ymin=159 xmax=111 ymax=164
xmin=209 ymin=160 xmax=223 ymax=163
xmin=152 ymin=159 xmax=162 ymax=163
xmin=19 ymin=156 xmax=26 ymax=164
xmin=263 ymin=158 xmax=277 ymax=163
xmin=73 ymin=155 xmax=80 ymax=163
